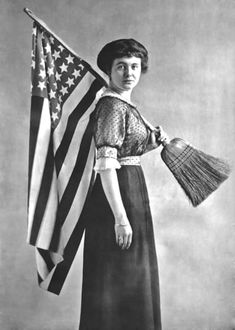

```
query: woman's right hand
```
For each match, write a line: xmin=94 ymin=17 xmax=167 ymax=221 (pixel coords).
xmin=114 ymin=220 xmax=133 ymax=250
xmin=98 ymin=169 xmax=133 ymax=249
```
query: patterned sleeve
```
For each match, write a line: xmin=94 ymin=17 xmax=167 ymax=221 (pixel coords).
xmin=93 ymin=97 xmax=127 ymax=171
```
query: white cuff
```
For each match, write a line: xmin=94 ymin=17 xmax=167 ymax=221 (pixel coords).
xmin=94 ymin=157 xmax=121 ymax=172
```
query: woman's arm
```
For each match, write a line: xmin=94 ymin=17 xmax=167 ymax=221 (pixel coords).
xmin=99 ymin=169 xmax=133 ymax=249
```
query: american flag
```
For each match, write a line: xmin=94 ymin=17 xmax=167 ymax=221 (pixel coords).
xmin=27 ymin=22 xmax=105 ymax=294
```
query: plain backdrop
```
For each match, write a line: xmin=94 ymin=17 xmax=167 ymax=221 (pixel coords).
xmin=0 ymin=0 xmax=235 ymax=329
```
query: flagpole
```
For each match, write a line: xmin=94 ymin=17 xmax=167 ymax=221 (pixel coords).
xmin=23 ymin=8 xmax=107 ymax=85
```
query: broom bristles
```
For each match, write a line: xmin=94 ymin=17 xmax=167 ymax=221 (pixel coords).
xmin=161 ymin=138 xmax=231 ymax=207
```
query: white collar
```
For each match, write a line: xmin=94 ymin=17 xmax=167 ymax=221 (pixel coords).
xmin=99 ymin=88 xmax=137 ymax=108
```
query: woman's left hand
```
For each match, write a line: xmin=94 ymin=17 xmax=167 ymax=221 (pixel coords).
xmin=146 ymin=125 xmax=170 ymax=151
xmin=155 ymin=126 xmax=170 ymax=146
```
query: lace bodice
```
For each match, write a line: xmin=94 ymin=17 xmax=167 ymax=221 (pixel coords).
xmin=95 ymin=95 xmax=151 ymax=153
xmin=93 ymin=93 xmax=158 ymax=171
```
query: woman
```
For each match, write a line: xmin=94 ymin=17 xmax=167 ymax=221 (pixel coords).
xmin=79 ymin=38 xmax=168 ymax=330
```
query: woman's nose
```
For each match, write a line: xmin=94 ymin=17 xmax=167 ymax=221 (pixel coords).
xmin=124 ymin=66 xmax=132 ymax=76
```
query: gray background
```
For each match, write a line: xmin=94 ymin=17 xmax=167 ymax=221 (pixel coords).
xmin=0 ymin=0 xmax=235 ymax=329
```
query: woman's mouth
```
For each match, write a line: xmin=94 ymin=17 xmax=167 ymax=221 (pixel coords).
xmin=123 ymin=80 xmax=134 ymax=83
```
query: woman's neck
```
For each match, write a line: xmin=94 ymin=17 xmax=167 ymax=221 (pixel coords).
xmin=108 ymin=84 xmax=132 ymax=102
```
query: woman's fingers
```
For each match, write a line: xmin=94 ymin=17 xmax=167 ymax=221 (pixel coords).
xmin=121 ymin=233 xmax=133 ymax=249
xmin=155 ymin=125 xmax=170 ymax=145
xmin=126 ymin=233 xmax=132 ymax=249
xmin=122 ymin=235 xmax=128 ymax=249
xmin=114 ymin=224 xmax=133 ymax=250
xmin=118 ymin=236 xmax=124 ymax=246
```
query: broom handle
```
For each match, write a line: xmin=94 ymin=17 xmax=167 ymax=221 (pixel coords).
xmin=141 ymin=116 xmax=169 ymax=147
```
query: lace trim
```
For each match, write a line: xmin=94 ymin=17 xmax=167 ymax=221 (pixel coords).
xmin=119 ymin=156 xmax=141 ymax=166
xmin=97 ymin=146 xmax=117 ymax=159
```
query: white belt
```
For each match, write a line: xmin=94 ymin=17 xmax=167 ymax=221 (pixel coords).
xmin=119 ymin=156 xmax=141 ymax=166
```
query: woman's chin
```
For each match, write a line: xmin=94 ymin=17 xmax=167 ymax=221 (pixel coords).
xmin=122 ymin=83 xmax=135 ymax=90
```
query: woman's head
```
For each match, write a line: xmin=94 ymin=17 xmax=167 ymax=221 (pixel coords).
xmin=97 ymin=38 xmax=148 ymax=75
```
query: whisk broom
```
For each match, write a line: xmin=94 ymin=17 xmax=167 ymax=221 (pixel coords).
xmin=143 ymin=119 xmax=231 ymax=207
xmin=160 ymin=137 xmax=231 ymax=207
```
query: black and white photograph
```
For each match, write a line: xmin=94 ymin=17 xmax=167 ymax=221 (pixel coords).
xmin=0 ymin=0 xmax=234 ymax=329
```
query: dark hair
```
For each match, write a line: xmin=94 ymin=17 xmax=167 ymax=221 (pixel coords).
xmin=97 ymin=38 xmax=148 ymax=75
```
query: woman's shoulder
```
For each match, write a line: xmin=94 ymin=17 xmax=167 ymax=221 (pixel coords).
xmin=98 ymin=88 xmax=136 ymax=107
xmin=96 ymin=95 xmax=128 ymax=108
xmin=95 ymin=95 xmax=130 ymax=118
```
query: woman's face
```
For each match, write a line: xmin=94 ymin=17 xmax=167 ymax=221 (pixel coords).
xmin=109 ymin=56 xmax=142 ymax=93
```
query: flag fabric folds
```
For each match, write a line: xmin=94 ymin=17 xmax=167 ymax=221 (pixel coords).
xmin=27 ymin=22 xmax=105 ymax=294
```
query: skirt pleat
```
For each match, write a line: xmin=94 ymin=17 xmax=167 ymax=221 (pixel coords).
xmin=79 ymin=166 xmax=161 ymax=330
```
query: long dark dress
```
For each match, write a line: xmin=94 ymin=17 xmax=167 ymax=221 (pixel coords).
xmin=79 ymin=94 xmax=162 ymax=330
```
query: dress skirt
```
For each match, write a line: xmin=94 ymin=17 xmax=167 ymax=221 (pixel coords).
xmin=79 ymin=165 xmax=162 ymax=330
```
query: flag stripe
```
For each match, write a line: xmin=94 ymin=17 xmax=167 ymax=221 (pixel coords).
xmin=37 ymin=248 xmax=55 ymax=272
xmin=49 ymin=115 xmax=95 ymax=250
xmin=47 ymin=170 xmax=96 ymax=295
xmin=28 ymin=95 xmax=44 ymax=194
xmin=55 ymin=79 xmax=101 ymax=175
xmin=60 ymin=139 xmax=95 ymax=246
xmin=27 ymin=98 xmax=52 ymax=243
xmin=38 ymin=272 xmax=43 ymax=284
xmin=29 ymin=135 xmax=55 ymax=245
xmin=56 ymin=110 xmax=91 ymax=200
xmin=35 ymin=168 xmax=58 ymax=250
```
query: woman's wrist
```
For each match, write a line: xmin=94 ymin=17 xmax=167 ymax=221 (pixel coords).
xmin=114 ymin=214 xmax=129 ymax=226
xmin=115 ymin=223 xmax=128 ymax=227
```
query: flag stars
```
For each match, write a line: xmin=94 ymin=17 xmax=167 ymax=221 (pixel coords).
xmin=59 ymin=63 xmax=68 ymax=73
xmin=60 ymin=86 xmax=68 ymax=95
xmin=66 ymin=77 xmax=75 ymax=87
xmin=38 ymin=81 xmax=46 ymax=91
xmin=47 ymin=67 xmax=54 ymax=76
xmin=49 ymin=36 xmax=55 ymax=44
xmin=72 ymin=69 xmax=81 ymax=79
xmin=51 ymin=112 xmax=59 ymax=122
xmin=32 ymin=26 xmax=37 ymax=36
xmin=31 ymin=60 xmax=36 ymax=69
xmin=58 ymin=45 xmax=64 ymax=52
xmin=78 ymin=63 xmax=84 ymax=70
xmin=45 ymin=43 xmax=51 ymax=53
xmin=55 ymin=72 xmax=62 ymax=81
xmin=56 ymin=103 xmax=61 ymax=112
xmin=49 ymin=89 xmax=56 ymax=99
xmin=53 ymin=50 xmax=61 ymax=60
xmin=40 ymin=57 xmax=46 ymax=67
xmin=66 ymin=54 xmax=74 ymax=64
xmin=39 ymin=69 xmax=46 ymax=79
